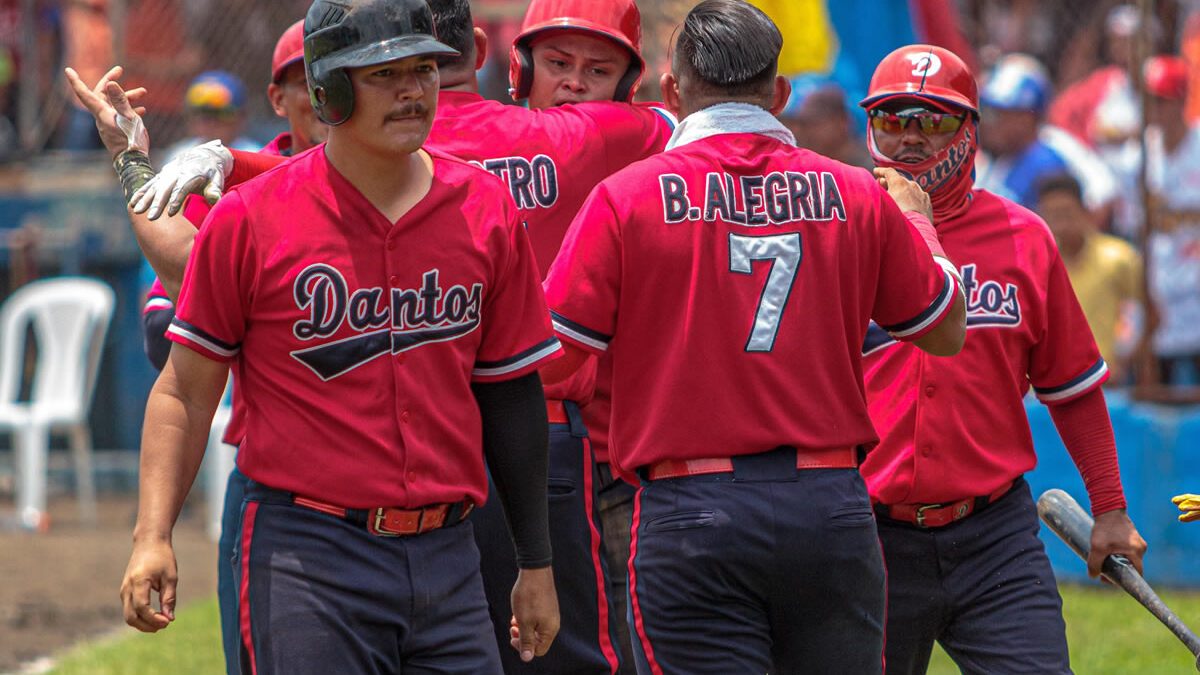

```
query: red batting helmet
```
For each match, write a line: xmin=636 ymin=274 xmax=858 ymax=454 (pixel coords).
xmin=508 ymin=0 xmax=644 ymax=103
xmin=859 ymin=44 xmax=978 ymax=115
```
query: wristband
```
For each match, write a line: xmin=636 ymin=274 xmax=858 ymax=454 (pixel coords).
xmin=113 ymin=150 xmax=156 ymax=203
xmin=906 ymin=211 xmax=946 ymax=259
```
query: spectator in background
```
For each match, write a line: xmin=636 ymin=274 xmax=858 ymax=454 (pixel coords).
xmin=163 ymin=70 xmax=260 ymax=162
xmin=1143 ymin=55 xmax=1200 ymax=385
xmin=976 ymin=54 xmax=1067 ymax=208
xmin=1037 ymin=173 xmax=1146 ymax=386
xmin=977 ymin=53 xmax=1119 ymax=223
xmin=778 ymin=75 xmax=872 ymax=170
xmin=1050 ymin=5 xmax=1163 ymax=151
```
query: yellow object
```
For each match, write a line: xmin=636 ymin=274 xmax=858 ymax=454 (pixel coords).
xmin=1172 ymin=493 xmax=1200 ymax=522
xmin=1061 ymin=233 xmax=1143 ymax=369
xmin=747 ymin=0 xmax=837 ymax=76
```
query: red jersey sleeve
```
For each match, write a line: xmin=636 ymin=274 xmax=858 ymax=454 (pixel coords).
xmin=166 ymin=190 xmax=258 ymax=362
xmin=1028 ymin=251 xmax=1109 ymax=402
xmin=471 ymin=201 xmax=562 ymax=382
xmin=228 ymin=148 xmax=287 ymax=187
xmin=871 ymin=190 xmax=958 ymax=341
xmin=542 ymin=183 xmax=623 ymax=353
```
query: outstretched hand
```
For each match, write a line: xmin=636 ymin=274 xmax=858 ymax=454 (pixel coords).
xmin=64 ymin=66 xmax=148 ymax=159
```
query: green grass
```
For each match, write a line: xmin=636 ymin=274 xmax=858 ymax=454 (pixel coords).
xmin=47 ymin=596 xmax=224 ymax=675
xmin=44 ymin=584 xmax=1200 ymax=674
xmin=928 ymin=583 xmax=1200 ymax=674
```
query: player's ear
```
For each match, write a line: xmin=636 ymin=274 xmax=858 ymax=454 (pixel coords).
xmin=767 ymin=75 xmax=791 ymax=117
xmin=473 ymin=27 xmax=488 ymax=72
xmin=267 ymin=82 xmax=286 ymax=118
xmin=661 ymin=72 xmax=682 ymax=118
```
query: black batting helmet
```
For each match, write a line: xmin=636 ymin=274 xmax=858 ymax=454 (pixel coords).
xmin=304 ymin=0 xmax=459 ymax=125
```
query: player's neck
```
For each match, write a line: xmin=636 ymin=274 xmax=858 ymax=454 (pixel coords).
xmin=438 ymin=66 xmax=480 ymax=93
xmin=325 ymin=144 xmax=433 ymax=222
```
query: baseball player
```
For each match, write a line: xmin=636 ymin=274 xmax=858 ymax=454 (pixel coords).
xmin=68 ymin=20 xmax=327 ymax=675
xmin=858 ymin=45 xmax=1147 ymax=674
xmin=117 ymin=0 xmax=561 ymax=671
xmin=541 ymin=2 xmax=965 ymax=672
xmin=125 ymin=2 xmax=673 ymax=671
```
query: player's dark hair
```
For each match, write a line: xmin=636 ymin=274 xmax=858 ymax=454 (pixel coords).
xmin=674 ymin=0 xmax=781 ymax=97
xmin=428 ymin=0 xmax=473 ymax=69
xmin=1036 ymin=172 xmax=1083 ymax=204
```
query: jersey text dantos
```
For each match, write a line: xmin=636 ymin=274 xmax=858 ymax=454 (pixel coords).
xmin=167 ymin=146 xmax=560 ymax=508
xmin=861 ymin=190 xmax=1108 ymax=505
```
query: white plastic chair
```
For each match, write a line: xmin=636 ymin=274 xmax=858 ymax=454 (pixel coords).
xmin=0 ymin=277 xmax=115 ymax=530
xmin=204 ymin=377 xmax=236 ymax=541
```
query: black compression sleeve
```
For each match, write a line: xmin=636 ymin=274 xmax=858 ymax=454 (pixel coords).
xmin=142 ymin=307 xmax=175 ymax=372
xmin=472 ymin=371 xmax=553 ymax=568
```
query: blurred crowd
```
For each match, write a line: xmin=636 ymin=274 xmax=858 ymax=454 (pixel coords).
xmin=2 ymin=0 xmax=1200 ymax=389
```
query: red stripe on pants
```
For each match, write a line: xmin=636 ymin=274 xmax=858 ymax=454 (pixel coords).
xmin=239 ymin=501 xmax=259 ymax=675
xmin=582 ymin=437 xmax=620 ymax=672
xmin=627 ymin=486 xmax=664 ymax=675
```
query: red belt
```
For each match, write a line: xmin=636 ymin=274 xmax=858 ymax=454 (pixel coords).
xmin=876 ymin=480 xmax=1015 ymax=528
xmin=546 ymin=399 xmax=569 ymax=424
xmin=293 ymin=494 xmax=474 ymax=537
xmin=645 ymin=447 xmax=858 ymax=481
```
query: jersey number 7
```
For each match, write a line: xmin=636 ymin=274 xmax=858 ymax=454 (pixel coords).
xmin=728 ymin=232 xmax=802 ymax=352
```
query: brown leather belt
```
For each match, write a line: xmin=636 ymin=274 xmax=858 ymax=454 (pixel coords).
xmin=645 ymin=447 xmax=859 ymax=481
xmin=875 ymin=480 xmax=1016 ymax=528
xmin=546 ymin=399 xmax=569 ymax=424
xmin=293 ymin=494 xmax=474 ymax=537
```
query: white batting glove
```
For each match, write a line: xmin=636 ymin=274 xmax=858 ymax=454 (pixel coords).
xmin=130 ymin=139 xmax=233 ymax=220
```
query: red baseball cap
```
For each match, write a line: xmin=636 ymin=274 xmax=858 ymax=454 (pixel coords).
xmin=271 ymin=20 xmax=305 ymax=83
xmin=1145 ymin=55 xmax=1189 ymax=100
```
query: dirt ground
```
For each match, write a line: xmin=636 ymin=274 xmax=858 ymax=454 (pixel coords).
xmin=0 ymin=490 xmax=217 ymax=673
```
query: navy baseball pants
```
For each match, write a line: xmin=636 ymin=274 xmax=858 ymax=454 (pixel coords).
xmin=470 ymin=400 xmax=621 ymax=674
xmin=628 ymin=448 xmax=885 ymax=675
xmin=236 ymin=481 xmax=501 ymax=674
xmin=217 ymin=463 xmax=248 ymax=675
xmin=875 ymin=478 xmax=1072 ymax=675
xmin=595 ymin=462 xmax=638 ymax=675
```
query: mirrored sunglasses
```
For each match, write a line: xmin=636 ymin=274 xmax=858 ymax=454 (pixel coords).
xmin=869 ymin=107 xmax=966 ymax=135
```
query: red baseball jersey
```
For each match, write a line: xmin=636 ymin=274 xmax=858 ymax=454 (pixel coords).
xmin=861 ymin=190 xmax=1110 ymax=505
xmin=167 ymin=145 xmax=561 ymax=508
xmin=543 ymin=133 xmax=958 ymax=475
xmin=427 ymin=91 xmax=674 ymax=408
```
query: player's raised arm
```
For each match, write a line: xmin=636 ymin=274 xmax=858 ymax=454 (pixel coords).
xmin=64 ymin=65 xmax=196 ymax=300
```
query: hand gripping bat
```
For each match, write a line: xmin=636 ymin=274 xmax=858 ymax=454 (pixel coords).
xmin=1037 ymin=488 xmax=1200 ymax=671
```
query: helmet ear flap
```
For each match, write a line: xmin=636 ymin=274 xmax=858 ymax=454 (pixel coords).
xmin=310 ymin=68 xmax=354 ymax=125
xmin=508 ymin=42 xmax=535 ymax=101
xmin=614 ymin=61 xmax=641 ymax=102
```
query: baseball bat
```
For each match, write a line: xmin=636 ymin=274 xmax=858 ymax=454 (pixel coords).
xmin=1037 ymin=488 xmax=1200 ymax=671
